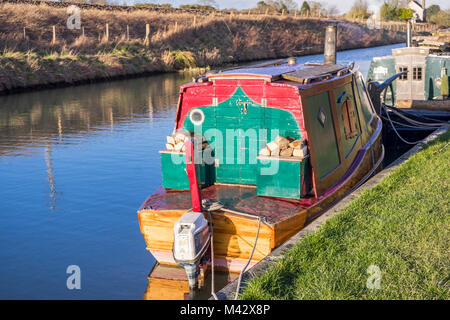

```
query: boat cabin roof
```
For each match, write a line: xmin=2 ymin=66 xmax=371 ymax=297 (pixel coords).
xmin=204 ymin=61 xmax=349 ymax=85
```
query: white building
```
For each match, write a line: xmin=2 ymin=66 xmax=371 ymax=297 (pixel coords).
xmin=408 ymin=0 xmax=426 ymax=22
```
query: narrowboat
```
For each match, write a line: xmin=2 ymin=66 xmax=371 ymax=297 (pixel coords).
xmin=137 ymin=58 xmax=385 ymax=289
xmin=367 ymin=25 xmax=450 ymax=113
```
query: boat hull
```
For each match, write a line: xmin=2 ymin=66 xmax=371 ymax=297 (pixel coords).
xmin=137 ymin=118 xmax=384 ymax=273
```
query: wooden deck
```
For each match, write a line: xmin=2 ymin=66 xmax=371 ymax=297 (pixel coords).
xmin=139 ymin=184 xmax=318 ymax=225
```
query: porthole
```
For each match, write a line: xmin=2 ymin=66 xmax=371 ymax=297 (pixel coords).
xmin=190 ymin=109 xmax=205 ymax=126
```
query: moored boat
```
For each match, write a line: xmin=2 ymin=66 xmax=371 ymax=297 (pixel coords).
xmin=137 ymin=58 xmax=385 ymax=286
xmin=367 ymin=23 xmax=450 ymax=116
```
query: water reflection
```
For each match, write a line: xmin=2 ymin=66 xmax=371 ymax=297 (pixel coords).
xmin=0 ymin=70 xmax=201 ymax=299
xmin=45 ymin=141 xmax=57 ymax=210
xmin=144 ymin=264 xmax=237 ymax=300
xmin=0 ymin=71 xmax=197 ymax=157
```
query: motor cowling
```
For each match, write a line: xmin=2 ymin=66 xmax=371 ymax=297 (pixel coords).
xmin=173 ymin=210 xmax=211 ymax=289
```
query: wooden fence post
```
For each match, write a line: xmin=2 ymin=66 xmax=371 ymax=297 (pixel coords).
xmin=126 ymin=25 xmax=129 ymax=41
xmin=105 ymin=23 xmax=109 ymax=42
xmin=193 ymin=16 xmax=196 ymax=27
xmin=82 ymin=26 xmax=85 ymax=37
xmin=175 ymin=21 xmax=178 ymax=32
xmin=23 ymin=27 xmax=26 ymax=39
xmin=52 ymin=25 xmax=56 ymax=44
xmin=144 ymin=23 xmax=150 ymax=46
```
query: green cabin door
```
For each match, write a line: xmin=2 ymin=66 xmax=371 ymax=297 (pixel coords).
xmin=304 ymin=91 xmax=341 ymax=184
xmin=182 ymin=85 xmax=301 ymax=187
xmin=216 ymin=87 xmax=264 ymax=185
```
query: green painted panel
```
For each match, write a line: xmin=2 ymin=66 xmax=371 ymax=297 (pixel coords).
xmin=264 ymin=108 xmax=302 ymax=141
xmin=160 ymin=153 xmax=213 ymax=190
xmin=161 ymin=153 xmax=189 ymax=190
xmin=425 ymin=56 xmax=449 ymax=100
xmin=215 ymin=165 xmax=241 ymax=184
xmin=183 ymin=107 xmax=216 ymax=132
xmin=256 ymin=158 xmax=311 ymax=199
xmin=180 ymin=86 xmax=302 ymax=186
xmin=367 ymin=57 xmax=396 ymax=105
xmin=333 ymin=83 xmax=361 ymax=159
xmin=305 ymin=91 xmax=340 ymax=179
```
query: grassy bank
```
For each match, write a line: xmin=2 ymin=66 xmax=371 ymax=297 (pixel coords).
xmin=241 ymin=130 xmax=450 ymax=300
xmin=0 ymin=2 xmax=406 ymax=94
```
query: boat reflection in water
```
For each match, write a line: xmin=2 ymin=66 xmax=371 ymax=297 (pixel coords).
xmin=143 ymin=264 xmax=237 ymax=300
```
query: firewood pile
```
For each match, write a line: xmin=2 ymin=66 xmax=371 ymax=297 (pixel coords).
xmin=165 ymin=131 xmax=207 ymax=152
xmin=259 ymin=136 xmax=308 ymax=159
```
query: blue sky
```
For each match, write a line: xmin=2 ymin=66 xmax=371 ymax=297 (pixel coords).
xmin=128 ymin=0 xmax=450 ymax=13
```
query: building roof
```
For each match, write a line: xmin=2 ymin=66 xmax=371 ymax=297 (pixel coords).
xmin=409 ymin=0 xmax=423 ymax=10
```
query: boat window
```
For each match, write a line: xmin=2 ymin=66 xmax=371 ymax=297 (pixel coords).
xmin=341 ymin=98 xmax=358 ymax=140
xmin=189 ymin=109 xmax=205 ymax=126
xmin=334 ymin=82 xmax=361 ymax=159
xmin=399 ymin=67 xmax=408 ymax=80
xmin=413 ymin=67 xmax=422 ymax=81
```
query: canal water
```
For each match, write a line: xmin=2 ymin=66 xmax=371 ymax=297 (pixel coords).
xmin=0 ymin=43 xmax=404 ymax=299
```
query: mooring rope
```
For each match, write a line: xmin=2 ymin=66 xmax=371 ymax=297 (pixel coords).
xmin=234 ymin=216 xmax=261 ymax=300
xmin=379 ymin=114 xmax=438 ymax=130
xmin=382 ymin=105 xmax=428 ymax=145
xmin=201 ymin=199 xmax=263 ymax=300
xmin=384 ymin=105 xmax=448 ymax=127
xmin=207 ymin=210 xmax=219 ymax=301
xmin=381 ymin=105 xmax=448 ymax=145
xmin=388 ymin=105 xmax=447 ymax=123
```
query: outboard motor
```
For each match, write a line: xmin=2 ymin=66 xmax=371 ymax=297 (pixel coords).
xmin=172 ymin=137 xmax=211 ymax=290
xmin=173 ymin=211 xmax=211 ymax=289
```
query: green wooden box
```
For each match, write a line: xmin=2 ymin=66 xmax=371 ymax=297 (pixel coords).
xmin=160 ymin=151 xmax=214 ymax=190
xmin=256 ymin=156 xmax=311 ymax=199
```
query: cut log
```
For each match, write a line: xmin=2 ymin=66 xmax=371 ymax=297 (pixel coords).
xmin=289 ymin=139 xmax=304 ymax=149
xmin=174 ymin=142 xmax=185 ymax=152
xmin=280 ymin=147 xmax=293 ymax=157
xmin=270 ymin=148 xmax=280 ymax=156
xmin=175 ymin=132 xmax=189 ymax=144
xmin=259 ymin=147 xmax=271 ymax=156
xmin=166 ymin=143 xmax=174 ymax=151
xmin=293 ymin=146 xmax=308 ymax=158
xmin=266 ymin=141 xmax=279 ymax=153
xmin=275 ymin=136 xmax=289 ymax=150
xmin=167 ymin=135 xmax=176 ymax=145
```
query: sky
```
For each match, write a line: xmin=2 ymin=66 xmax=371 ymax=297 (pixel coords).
xmin=129 ymin=0 xmax=450 ymax=13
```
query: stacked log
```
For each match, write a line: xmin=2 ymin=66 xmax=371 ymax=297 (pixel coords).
xmin=259 ymin=136 xmax=308 ymax=159
xmin=165 ymin=131 xmax=207 ymax=152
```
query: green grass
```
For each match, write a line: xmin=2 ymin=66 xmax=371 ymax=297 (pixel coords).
xmin=241 ymin=130 xmax=450 ymax=300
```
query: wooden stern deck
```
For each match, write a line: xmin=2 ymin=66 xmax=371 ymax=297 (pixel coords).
xmin=138 ymin=184 xmax=315 ymax=272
